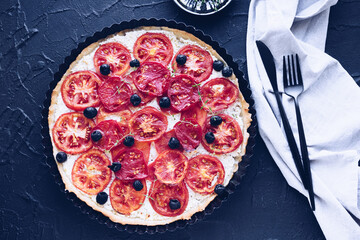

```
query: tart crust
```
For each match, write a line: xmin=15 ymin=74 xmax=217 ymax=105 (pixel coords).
xmin=48 ymin=26 xmax=252 ymax=226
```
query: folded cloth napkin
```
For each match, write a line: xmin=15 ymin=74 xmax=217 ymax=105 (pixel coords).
xmin=246 ymin=0 xmax=360 ymax=239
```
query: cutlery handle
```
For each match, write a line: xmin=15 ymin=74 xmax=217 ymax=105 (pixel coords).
xmin=294 ymin=99 xmax=315 ymax=210
xmin=274 ymin=92 xmax=307 ymax=188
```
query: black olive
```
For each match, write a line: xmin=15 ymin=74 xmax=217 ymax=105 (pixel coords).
xmin=214 ymin=184 xmax=226 ymax=196
xmin=123 ymin=136 xmax=135 ymax=147
xmin=168 ymin=137 xmax=180 ymax=149
xmin=210 ymin=115 xmax=222 ymax=126
xmin=56 ymin=152 xmax=67 ymax=163
xmin=222 ymin=66 xmax=233 ymax=77
xmin=169 ymin=199 xmax=181 ymax=210
xmin=133 ymin=180 xmax=143 ymax=191
xmin=130 ymin=94 xmax=142 ymax=106
xmin=205 ymin=132 xmax=215 ymax=144
xmin=83 ymin=107 xmax=98 ymax=119
xmin=176 ymin=54 xmax=187 ymax=65
xmin=100 ymin=64 xmax=111 ymax=76
xmin=159 ymin=96 xmax=171 ymax=108
xmin=213 ymin=60 xmax=224 ymax=71
xmin=108 ymin=162 xmax=122 ymax=172
xmin=130 ymin=59 xmax=140 ymax=68
xmin=96 ymin=192 xmax=108 ymax=205
xmin=91 ymin=130 xmax=102 ymax=142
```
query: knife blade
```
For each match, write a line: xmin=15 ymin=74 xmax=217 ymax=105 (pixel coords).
xmin=255 ymin=41 xmax=278 ymax=92
xmin=255 ymin=40 xmax=308 ymax=189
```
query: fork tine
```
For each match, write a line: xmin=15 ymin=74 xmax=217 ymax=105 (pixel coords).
xmin=291 ymin=55 xmax=297 ymax=85
xmin=283 ymin=56 xmax=289 ymax=87
xmin=287 ymin=55 xmax=293 ymax=86
xmin=296 ymin=54 xmax=303 ymax=86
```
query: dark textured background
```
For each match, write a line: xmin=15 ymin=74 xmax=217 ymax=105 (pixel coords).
xmin=1 ymin=0 xmax=359 ymax=239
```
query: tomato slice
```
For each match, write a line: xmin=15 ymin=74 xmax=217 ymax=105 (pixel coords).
xmin=181 ymin=102 xmax=207 ymax=127
xmin=94 ymin=42 xmax=131 ymax=77
xmin=129 ymin=107 xmax=168 ymax=142
xmin=96 ymin=106 xmax=132 ymax=124
xmin=146 ymin=162 xmax=156 ymax=182
xmin=52 ymin=112 xmax=94 ymax=154
xmin=185 ymin=155 xmax=225 ymax=194
xmin=167 ymin=74 xmax=200 ymax=112
xmin=200 ymin=78 xmax=239 ymax=112
xmin=172 ymin=45 xmax=213 ymax=83
xmin=133 ymin=33 xmax=173 ymax=66
xmin=153 ymin=150 xmax=188 ymax=184
xmin=149 ymin=180 xmax=189 ymax=217
xmin=174 ymin=119 xmax=202 ymax=151
xmin=202 ymin=114 xmax=243 ymax=154
xmin=111 ymin=141 xmax=151 ymax=163
xmin=124 ymin=74 xmax=154 ymax=105
xmin=91 ymin=120 xmax=130 ymax=150
xmin=71 ymin=149 xmax=112 ymax=195
xmin=110 ymin=178 xmax=146 ymax=215
xmin=98 ymin=76 xmax=133 ymax=112
xmin=132 ymin=141 xmax=151 ymax=163
xmin=132 ymin=62 xmax=170 ymax=97
xmin=61 ymin=71 xmax=102 ymax=111
xmin=113 ymin=148 xmax=148 ymax=180
xmin=154 ymin=129 xmax=184 ymax=153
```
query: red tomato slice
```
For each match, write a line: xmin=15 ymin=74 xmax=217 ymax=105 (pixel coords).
xmin=132 ymin=141 xmax=151 ymax=163
xmin=94 ymin=42 xmax=131 ymax=77
xmin=202 ymin=114 xmax=243 ymax=154
xmin=149 ymin=181 xmax=189 ymax=217
xmin=72 ymin=149 xmax=112 ymax=195
xmin=200 ymin=78 xmax=239 ymax=112
xmin=132 ymin=62 xmax=170 ymax=97
xmin=96 ymin=106 xmax=132 ymax=124
xmin=154 ymin=129 xmax=184 ymax=153
xmin=98 ymin=76 xmax=133 ymax=112
xmin=91 ymin=120 xmax=130 ymax=150
xmin=185 ymin=155 xmax=225 ymax=194
xmin=167 ymin=74 xmax=200 ymax=112
xmin=129 ymin=107 xmax=168 ymax=142
xmin=124 ymin=74 xmax=154 ymax=106
xmin=133 ymin=33 xmax=173 ymax=66
xmin=172 ymin=45 xmax=213 ymax=83
xmin=61 ymin=71 xmax=102 ymax=111
xmin=113 ymin=148 xmax=148 ymax=180
xmin=110 ymin=178 xmax=146 ymax=215
xmin=174 ymin=119 xmax=202 ymax=151
xmin=146 ymin=162 xmax=156 ymax=182
xmin=153 ymin=150 xmax=188 ymax=184
xmin=111 ymin=141 xmax=151 ymax=164
xmin=181 ymin=102 xmax=207 ymax=127
xmin=52 ymin=112 xmax=94 ymax=154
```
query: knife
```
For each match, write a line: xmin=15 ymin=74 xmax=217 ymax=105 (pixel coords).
xmin=255 ymin=41 xmax=307 ymax=189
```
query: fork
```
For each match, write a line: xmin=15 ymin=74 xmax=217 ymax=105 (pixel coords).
xmin=283 ymin=54 xmax=315 ymax=211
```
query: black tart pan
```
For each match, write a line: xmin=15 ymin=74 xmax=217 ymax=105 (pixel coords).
xmin=41 ymin=18 xmax=257 ymax=234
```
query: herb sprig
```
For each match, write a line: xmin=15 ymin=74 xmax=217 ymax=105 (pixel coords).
xmin=197 ymin=90 xmax=213 ymax=114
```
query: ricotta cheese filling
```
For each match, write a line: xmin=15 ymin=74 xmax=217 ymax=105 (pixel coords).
xmin=50 ymin=28 xmax=246 ymax=222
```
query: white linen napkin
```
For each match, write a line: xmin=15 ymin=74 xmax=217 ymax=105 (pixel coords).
xmin=246 ymin=0 xmax=360 ymax=239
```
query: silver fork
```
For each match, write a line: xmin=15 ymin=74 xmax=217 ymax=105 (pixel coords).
xmin=283 ymin=54 xmax=315 ymax=211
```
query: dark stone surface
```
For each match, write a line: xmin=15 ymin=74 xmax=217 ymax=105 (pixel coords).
xmin=0 ymin=0 xmax=359 ymax=239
